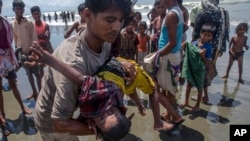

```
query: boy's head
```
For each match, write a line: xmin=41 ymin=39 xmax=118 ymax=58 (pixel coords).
xmin=236 ymin=22 xmax=248 ymax=34
xmin=125 ymin=17 xmax=136 ymax=32
xmin=138 ymin=21 xmax=147 ymax=34
xmin=79 ymin=76 xmax=133 ymax=140
xmin=12 ymin=0 xmax=25 ymax=17
xmin=84 ymin=0 xmax=132 ymax=43
xmin=30 ymin=6 xmax=41 ymax=20
xmin=134 ymin=11 xmax=142 ymax=23
xmin=77 ymin=3 xmax=85 ymax=14
xmin=200 ymin=23 xmax=216 ymax=43
xmin=94 ymin=107 xmax=133 ymax=141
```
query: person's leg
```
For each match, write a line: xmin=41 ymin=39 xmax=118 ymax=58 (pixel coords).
xmin=8 ymin=78 xmax=32 ymax=114
xmin=161 ymin=90 xmax=171 ymax=122
xmin=191 ymin=89 xmax=202 ymax=112
xmin=149 ymin=86 xmax=174 ymax=131
xmin=202 ymin=86 xmax=209 ymax=103
xmin=180 ymin=81 xmax=192 ymax=108
xmin=0 ymin=79 xmax=6 ymax=122
xmin=222 ymin=54 xmax=234 ymax=78
xmin=237 ymin=56 xmax=244 ymax=83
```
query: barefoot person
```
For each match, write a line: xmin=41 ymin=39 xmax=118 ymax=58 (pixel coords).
xmin=222 ymin=23 xmax=249 ymax=84
xmin=0 ymin=0 xmax=32 ymax=136
xmin=11 ymin=0 xmax=39 ymax=100
xmin=32 ymin=0 xmax=136 ymax=140
xmin=180 ymin=23 xmax=215 ymax=111
xmin=28 ymin=41 xmax=186 ymax=131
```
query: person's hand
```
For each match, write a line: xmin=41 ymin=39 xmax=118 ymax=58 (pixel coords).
xmin=28 ymin=41 xmax=51 ymax=65
xmin=120 ymin=60 xmax=136 ymax=85
xmin=245 ymin=45 xmax=249 ymax=50
xmin=138 ymin=105 xmax=146 ymax=116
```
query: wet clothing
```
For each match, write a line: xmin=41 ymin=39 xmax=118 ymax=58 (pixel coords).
xmin=181 ymin=43 xmax=205 ymax=89
xmin=35 ymin=34 xmax=111 ymax=134
xmin=79 ymin=76 xmax=126 ymax=118
xmin=230 ymin=51 xmax=244 ymax=61
xmin=0 ymin=16 xmax=18 ymax=78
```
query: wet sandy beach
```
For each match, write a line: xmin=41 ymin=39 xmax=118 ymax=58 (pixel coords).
xmin=1 ymin=46 xmax=250 ymax=141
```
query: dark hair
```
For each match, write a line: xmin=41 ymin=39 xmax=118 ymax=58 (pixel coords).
xmin=30 ymin=6 xmax=41 ymax=14
xmin=0 ymin=0 xmax=2 ymax=6
xmin=97 ymin=114 xmax=131 ymax=141
xmin=177 ymin=0 xmax=183 ymax=5
xmin=12 ymin=0 xmax=25 ymax=8
xmin=138 ymin=21 xmax=147 ymax=29
xmin=78 ymin=3 xmax=85 ymax=13
xmin=85 ymin=0 xmax=132 ymax=21
xmin=200 ymin=23 xmax=216 ymax=36
xmin=134 ymin=11 xmax=142 ymax=21
xmin=236 ymin=22 xmax=248 ymax=33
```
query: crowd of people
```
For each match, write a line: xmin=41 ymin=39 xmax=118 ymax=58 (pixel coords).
xmin=0 ymin=0 xmax=249 ymax=140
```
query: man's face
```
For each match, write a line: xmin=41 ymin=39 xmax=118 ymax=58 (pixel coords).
xmin=13 ymin=6 xmax=24 ymax=18
xmin=86 ymin=8 xmax=124 ymax=43
xmin=32 ymin=11 xmax=41 ymax=21
xmin=92 ymin=106 xmax=122 ymax=132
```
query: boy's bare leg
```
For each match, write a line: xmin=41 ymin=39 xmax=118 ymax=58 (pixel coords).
xmin=180 ymin=82 xmax=192 ymax=108
xmin=0 ymin=82 xmax=6 ymax=122
xmin=202 ymin=87 xmax=209 ymax=103
xmin=150 ymin=87 xmax=174 ymax=131
xmin=222 ymin=55 xmax=234 ymax=78
xmin=8 ymin=79 xmax=32 ymax=115
xmin=191 ymin=89 xmax=202 ymax=112
xmin=26 ymin=74 xmax=38 ymax=100
xmin=237 ymin=56 xmax=244 ymax=84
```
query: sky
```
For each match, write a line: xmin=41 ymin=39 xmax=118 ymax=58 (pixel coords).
xmin=1 ymin=0 xmax=154 ymax=16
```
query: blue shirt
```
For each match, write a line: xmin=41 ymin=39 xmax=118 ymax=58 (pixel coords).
xmin=192 ymin=40 xmax=213 ymax=60
xmin=158 ymin=6 xmax=184 ymax=53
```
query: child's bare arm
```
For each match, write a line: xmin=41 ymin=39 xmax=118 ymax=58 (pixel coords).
xmin=244 ymin=36 xmax=249 ymax=50
xmin=128 ymin=93 xmax=146 ymax=116
xmin=29 ymin=41 xmax=84 ymax=86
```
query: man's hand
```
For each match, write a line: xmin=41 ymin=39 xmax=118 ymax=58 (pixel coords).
xmin=119 ymin=60 xmax=136 ymax=85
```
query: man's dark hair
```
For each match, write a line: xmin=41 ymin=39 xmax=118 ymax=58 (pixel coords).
xmin=201 ymin=23 xmax=216 ymax=37
xmin=78 ymin=3 xmax=85 ymax=13
xmin=30 ymin=6 xmax=41 ymax=14
xmin=236 ymin=22 xmax=248 ymax=33
xmin=12 ymin=0 xmax=25 ymax=8
xmin=85 ymin=0 xmax=132 ymax=22
xmin=97 ymin=114 xmax=131 ymax=141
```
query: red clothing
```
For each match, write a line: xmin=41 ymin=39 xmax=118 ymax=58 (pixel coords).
xmin=35 ymin=21 xmax=46 ymax=36
xmin=0 ymin=20 xmax=9 ymax=50
xmin=137 ymin=34 xmax=148 ymax=52
xmin=79 ymin=76 xmax=126 ymax=118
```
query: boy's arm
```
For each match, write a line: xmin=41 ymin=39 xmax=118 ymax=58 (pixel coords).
xmin=29 ymin=42 xmax=84 ymax=86
xmin=64 ymin=22 xmax=78 ymax=38
xmin=244 ymin=36 xmax=249 ymax=50
xmin=128 ymin=93 xmax=146 ymax=116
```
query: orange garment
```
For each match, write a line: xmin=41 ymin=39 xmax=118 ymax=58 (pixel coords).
xmin=35 ymin=21 xmax=46 ymax=36
xmin=137 ymin=34 xmax=148 ymax=52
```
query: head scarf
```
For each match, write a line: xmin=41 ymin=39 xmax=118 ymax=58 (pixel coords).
xmin=201 ymin=0 xmax=219 ymax=10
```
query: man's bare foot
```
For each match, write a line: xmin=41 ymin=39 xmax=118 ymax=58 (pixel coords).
xmin=190 ymin=106 xmax=200 ymax=112
xmin=22 ymin=107 xmax=32 ymax=115
xmin=179 ymin=103 xmax=191 ymax=109
xmin=238 ymin=79 xmax=244 ymax=84
xmin=26 ymin=93 xmax=38 ymax=100
xmin=201 ymin=97 xmax=208 ymax=103
xmin=221 ymin=75 xmax=228 ymax=79
xmin=160 ymin=113 xmax=171 ymax=123
xmin=154 ymin=120 xmax=174 ymax=131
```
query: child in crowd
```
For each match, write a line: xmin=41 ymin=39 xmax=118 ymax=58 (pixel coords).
xmin=135 ymin=21 xmax=150 ymax=66
xmin=30 ymin=5 xmax=53 ymax=84
xmin=119 ymin=17 xmax=137 ymax=60
xmin=133 ymin=11 xmax=142 ymax=33
xmin=64 ymin=3 xmax=86 ymax=38
xmin=27 ymin=41 xmax=184 ymax=131
xmin=222 ymin=23 xmax=249 ymax=84
xmin=180 ymin=23 xmax=215 ymax=111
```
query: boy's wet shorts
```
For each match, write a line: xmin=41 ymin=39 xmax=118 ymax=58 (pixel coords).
xmin=125 ymin=65 xmax=155 ymax=95
xmin=0 ymin=70 xmax=17 ymax=81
